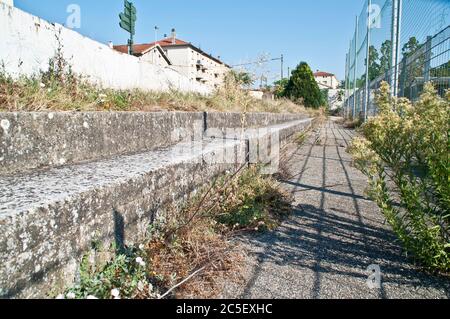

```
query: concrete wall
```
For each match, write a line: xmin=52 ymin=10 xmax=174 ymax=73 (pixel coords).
xmin=0 ymin=0 xmax=13 ymax=7
xmin=140 ymin=47 xmax=171 ymax=68
xmin=315 ymin=75 xmax=339 ymax=90
xmin=0 ymin=111 xmax=312 ymax=298
xmin=0 ymin=112 xmax=204 ymax=175
xmin=0 ymin=4 xmax=210 ymax=94
xmin=0 ymin=111 xmax=309 ymax=176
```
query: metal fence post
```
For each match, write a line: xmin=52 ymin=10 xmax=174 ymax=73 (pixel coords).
xmin=364 ymin=0 xmax=372 ymax=121
xmin=344 ymin=52 xmax=349 ymax=118
xmin=391 ymin=0 xmax=402 ymax=97
xmin=424 ymin=35 xmax=432 ymax=82
xmin=353 ymin=16 xmax=359 ymax=119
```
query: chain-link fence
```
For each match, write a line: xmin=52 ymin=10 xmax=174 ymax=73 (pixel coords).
xmin=344 ymin=0 xmax=450 ymax=120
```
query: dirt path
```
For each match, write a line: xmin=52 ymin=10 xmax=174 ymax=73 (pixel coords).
xmin=222 ymin=117 xmax=450 ymax=299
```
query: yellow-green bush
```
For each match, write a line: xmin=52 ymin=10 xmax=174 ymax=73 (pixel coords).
xmin=348 ymin=82 xmax=449 ymax=272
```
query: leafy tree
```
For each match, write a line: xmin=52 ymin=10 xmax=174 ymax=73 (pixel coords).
xmin=367 ymin=45 xmax=381 ymax=81
xmin=284 ymin=62 xmax=324 ymax=108
xmin=400 ymin=37 xmax=424 ymax=99
xmin=227 ymin=70 xmax=254 ymax=86
xmin=273 ymin=78 xmax=289 ymax=98
xmin=379 ymin=40 xmax=392 ymax=74
xmin=402 ymin=37 xmax=421 ymax=59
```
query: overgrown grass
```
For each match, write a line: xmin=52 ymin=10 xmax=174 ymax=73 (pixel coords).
xmin=0 ymin=66 xmax=310 ymax=114
xmin=348 ymin=82 xmax=450 ymax=273
xmin=343 ymin=118 xmax=363 ymax=129
xmin=59 ymin=166 xmax=291 ymax=299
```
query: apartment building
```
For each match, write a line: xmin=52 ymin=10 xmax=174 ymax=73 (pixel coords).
xmin=114 ymin=29 xmax=230 ymax=89
xmin=313 ymin=71 xmax=339 ymax=90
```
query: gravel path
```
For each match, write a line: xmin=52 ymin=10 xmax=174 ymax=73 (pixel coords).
xmin=222 ymin=118 xmax=450 ymax=299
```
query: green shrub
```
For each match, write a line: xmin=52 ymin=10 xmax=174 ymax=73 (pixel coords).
xmin=348 ymin=81 xmax=450 ymax=272
xmin=215 ymin=167 xmax=291 ymax=231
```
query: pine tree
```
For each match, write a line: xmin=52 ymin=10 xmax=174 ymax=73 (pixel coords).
xmin=284 ymin=62 xmax=324 ymax=109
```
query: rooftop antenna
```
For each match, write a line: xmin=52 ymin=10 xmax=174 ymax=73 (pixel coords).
xmin=153 ymin=25 xmax=159 ymax=64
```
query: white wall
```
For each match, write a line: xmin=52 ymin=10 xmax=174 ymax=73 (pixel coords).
xmin=327 ymin=89 xmax=345 ymax=110
xmin=0 ymin=4 xmax=210 ymax=94
xmin=249 ymin=90 xmax=264 ymax=100
xmin=163 ymin=46 xmax=230 ymax=89
xmin=139 ymin=47 xmax=171 ymax=68
xmin=0 ymin=0 xmax=13 ymax=7
xmin=315 ymin=75 xmax=339 ymax=90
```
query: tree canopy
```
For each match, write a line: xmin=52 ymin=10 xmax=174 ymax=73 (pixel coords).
xmin=284 ymin=62 xmax=324 ymax=109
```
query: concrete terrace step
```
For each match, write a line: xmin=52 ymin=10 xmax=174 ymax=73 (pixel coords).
xmin=0 ymin=117 xmax=312 ymax=298
xmin=0 ymin=111 xmax=309 ymax=176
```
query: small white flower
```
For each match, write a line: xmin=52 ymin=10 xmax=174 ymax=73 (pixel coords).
xmin=98 ymin=93 xmax=107 ymax=99
xmin=86 ymin=295 xmax=98 ymax=299
xmin=66 ymin=292 xmax=76 ymax=299
xmin=55 ymin=294 xmax=65 ymax=299
xmin=40 ymin=82 xmax=46 ymax=88
xmin=254 ymin=227 xmax=259 ymax=231
xmin=139 ymin=244 xmax=145 ymax=250
xmin=111 ymin=288 xmax=120 ymax=298
xmin=136 ymin=257 xmax=146 ymax=267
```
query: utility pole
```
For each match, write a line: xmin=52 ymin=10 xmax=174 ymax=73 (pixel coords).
xmin=281 ymin=54 xmax=284 ymax=80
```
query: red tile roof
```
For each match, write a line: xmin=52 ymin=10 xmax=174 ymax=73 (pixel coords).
xmin=113 ymin=37 xmax=229 ymax=66
xmin=113 ymin=38 xmax=190 ymax=55
xmin=151 ymin=38 xmax=190 ymax=47
xmin=314 ymin=71 xmax=335 ymax=77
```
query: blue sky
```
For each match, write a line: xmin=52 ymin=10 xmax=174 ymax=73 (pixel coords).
xmin=15 ymin=0 xmax=364 ymax=83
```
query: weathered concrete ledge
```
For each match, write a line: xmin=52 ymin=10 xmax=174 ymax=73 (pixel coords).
xmin=0 ymin=112 xmax=308 ymax=176
xmin=0 ymin=112 xmax=312 ymax=298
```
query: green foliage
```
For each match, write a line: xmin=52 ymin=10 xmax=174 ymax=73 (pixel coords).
xmin=61 ymin=167 xmax=291 ymax=299
xmin=367 ymin=45 xmax=381 ymax=82
xmin=379 ymin=40 xmax=392 ymax=74
xmin=227 ymin=70 xmax=254 ymax=86
xmin=64 ymin=245 xmax=154 ymax=299
xmin=273 ymin=78 xmax=289 ymax=98
xmin=284 ymin=62 xmax=324 ymax=109
xmin=348 ymin=82 xmax=450 ymax=273
xmin=321 ymin=89 xmax=329 ymax=109
xmin=215 ymin=167 xmax=291 ymax=231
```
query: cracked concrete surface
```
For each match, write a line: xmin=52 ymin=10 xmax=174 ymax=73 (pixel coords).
xmin=223 ymin=118 xmax=450 ymax=299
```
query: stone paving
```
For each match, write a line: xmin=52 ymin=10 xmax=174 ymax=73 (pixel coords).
xmin=223 ymin=118 xmax=450 ymax=299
